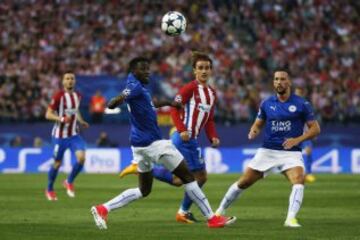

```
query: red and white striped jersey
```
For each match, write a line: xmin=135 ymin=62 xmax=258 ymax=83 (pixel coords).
xmin=49 ymin=90 xmax=81 ymax=138
xmin=171 ymin=80 xmax=218 ymax=140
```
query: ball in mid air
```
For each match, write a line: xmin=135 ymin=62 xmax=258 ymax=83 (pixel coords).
xmin=161 ymin=11 xmax=186 ymax=36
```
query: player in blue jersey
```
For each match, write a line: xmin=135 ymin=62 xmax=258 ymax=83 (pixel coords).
xmin=215 ymin=70 xmax=321 ymax=227
xmin=119 ymin=53 xmax=219 ymax=224
xmin=90 ymin=57 xmax=235 ymax=230
xmin=295 ymin=86 xmax=316 ymax=183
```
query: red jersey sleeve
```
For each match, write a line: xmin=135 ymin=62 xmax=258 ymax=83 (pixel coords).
xmin=170 ymin=81 xmax=195 ymax=133
xmin=48 ymin=91 xmax=62 ymax=111
xmin=205 ymin=88 xmax=218 ymax=141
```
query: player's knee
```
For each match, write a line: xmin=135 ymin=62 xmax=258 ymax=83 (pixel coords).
xmin=77 ymin=157 xmax=85 ymax=165
xmin=238 ymin=178 xmax=254 ymax=189
xmin=292 ymin=174 xmax=305 ymax=184
xmin=196 ymin=175 xmax=207 ymax=186
xmin=172 ymin=177 xmax=183 ymax=187
xmin=139 ymin=187 xmax=151 ymax=197
xmin=53 ymin=161 xmax=61 ymax=169
xmin=179 ymin=174 xmax=195 ymax=184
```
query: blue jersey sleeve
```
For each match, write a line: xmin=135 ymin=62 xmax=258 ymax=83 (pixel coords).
xmin=123 ymin=81 xmax=142 ymax=100
xmin=303 ymin=101 xmax=315 ymax=121
xmin=256 ymin=100 xmax=267 ymax=120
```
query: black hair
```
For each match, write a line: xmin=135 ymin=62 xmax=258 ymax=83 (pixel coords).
xmin=273 ymin=68 xmax=290 ymax=79
xmin=128 ymin=57 xmax=150 ymax=73
xmin=191 ymin=51 xmax=212 ymax=69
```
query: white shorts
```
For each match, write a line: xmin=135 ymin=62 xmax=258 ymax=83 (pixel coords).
xmin=132 ymin=140 xmax=184 ymax=173
xmin=248 ymin=148 xmax=304 ymax=175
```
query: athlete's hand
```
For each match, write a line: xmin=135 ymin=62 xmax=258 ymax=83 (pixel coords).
xmin=180 ymin=131 xmax=190 ymax=142
xmin=211 ymin=138 xmax=220 ymax=148
xmin=80 ymin=121 xmax=90 ymax=128
xmin=60 ymin=116 xmax=71 ymax=124
xmin=248 ymin=129 xmax=259 ymax=140
xmin=282 ymin=138 xmax=300 ymax=150
xmin=171 ymin=101 xmax=183 ymax=109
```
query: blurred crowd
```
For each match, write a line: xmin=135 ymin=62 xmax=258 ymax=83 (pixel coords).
xmin=0 ymin=0 xmax=359 ymax=124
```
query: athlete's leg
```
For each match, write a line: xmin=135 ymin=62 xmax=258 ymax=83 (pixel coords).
xmin=172 ymin=161 xmax=215 ymax=219
xmin=216 ymin=167 xmax=263 ymax=215
xmin=47 ymin=138 xmax=67 ymax=192
xmin=91 ymin=171 xmax=149 ymax=230
xmin=67 ymin=136 xmax=86 ymax=184
xmin=178 ymin=169 xmax=207 ymax=214
xmin=102 ymin=171 xmax=152 ymax=213
xmin=304 ymin=146 xmax=316 ymax=183
xmin=283 ymin=166 xmax=305 ymax=227
xmin=67 ymin=150 xmax=85 ymax=183
xmin=47 ymin=160 xmax=62 ymax=192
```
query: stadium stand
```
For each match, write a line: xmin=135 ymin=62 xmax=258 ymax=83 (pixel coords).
xmin=0 ymin=0 xmax=359 ymax=124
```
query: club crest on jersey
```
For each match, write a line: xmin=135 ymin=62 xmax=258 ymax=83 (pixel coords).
xmin=174 ymin=95 xmax=182 ymax=103
xmin=122 ymin=88 xmax=131 ymax=97
xmin=288 ymin=105 xmax=297 ymax=112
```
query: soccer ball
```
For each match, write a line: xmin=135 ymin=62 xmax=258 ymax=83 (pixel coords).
xmin=161 ymin=11 xmax=186 ymax=36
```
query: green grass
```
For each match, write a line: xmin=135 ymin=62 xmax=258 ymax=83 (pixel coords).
xmin=0 ymin=174 xmax=359 ymax=240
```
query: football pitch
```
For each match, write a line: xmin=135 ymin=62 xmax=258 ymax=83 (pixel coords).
xmin=0 ymin=174 xmax=359 ymax=240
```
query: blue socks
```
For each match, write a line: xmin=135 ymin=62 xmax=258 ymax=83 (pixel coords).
xmin=47 ymin=166 xmax=59 ymax=191
xmin=305 ymin=154 xmax=313 ymax=174
xmin=47 ymin=161 xmax=83 ymax=191
xmin=67 ymin=162 xmax=84 ymax=184
xmin=152 ymin=166 xmax=174 ymax=185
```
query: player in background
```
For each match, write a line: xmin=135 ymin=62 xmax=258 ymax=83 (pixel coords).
xmin=119 ymin=52 xmax=220 ymax=224
xmin=294 ymin=86 xmax=316 ymax=183
xmin=215 ymin=70 xmax=320 ymax=227
xmin=91 ymin=57 xmax=235 ymax=230
xmin=45 ymin=73 xmax=89 ymax=201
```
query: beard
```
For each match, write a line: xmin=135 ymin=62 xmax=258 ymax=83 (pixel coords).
xmin=65 ymin=85 xmax=74 ymax=91
xmin=275 ymin=86 xmax=287 ymax=95
xmin=277 ymin=89 xmax=286 ymax=95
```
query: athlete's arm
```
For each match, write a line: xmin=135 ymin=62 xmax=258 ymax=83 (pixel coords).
xmin=45 ymin=108 xmax=70 ymax=123
xmin=107 ymin=94 xmax=126 ymax=109
xmin=77 ymin=111 xmax=90 ymax=128
xmin=152 ymin=98 xmax=182 ymax=109
xmin=283 ymin=120 xmax=320 ymax=149
xmin=170 ymin=83 xmax=194 ymax=141
xmin=205 ymin=100 xmax=220 ymax=147
xmin=248 ymin=118 xmax=265 ymax=140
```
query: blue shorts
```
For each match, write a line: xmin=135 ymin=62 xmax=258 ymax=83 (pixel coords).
xmin=171 ymin=132 xmax=205 ymax=172
xmin=52 ymin=135 xmax=86 ymax=161
xmin=301 ymin=140 xmax=313 ymax=149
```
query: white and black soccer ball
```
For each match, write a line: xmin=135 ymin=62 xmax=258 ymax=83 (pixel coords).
xmin=161 ymin=11 xmax=186 ymax=36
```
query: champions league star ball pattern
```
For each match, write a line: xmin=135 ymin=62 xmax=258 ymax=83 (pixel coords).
xmin=161 ymin=11 xmax=186 ymax=36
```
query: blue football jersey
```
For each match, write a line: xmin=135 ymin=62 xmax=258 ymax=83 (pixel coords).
xmin=257 ymin=94 xmax=315 ymax=151
xmin=123 ymin=73 xmax=162 ymax=147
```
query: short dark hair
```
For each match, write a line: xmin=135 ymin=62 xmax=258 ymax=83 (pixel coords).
xmin=128 ymin=57 xmax=150 ymax=73
xmin=191 ymin=51 xmax=212 ymax=69
xmin=273 ymin=69 xmax=290 ymax=79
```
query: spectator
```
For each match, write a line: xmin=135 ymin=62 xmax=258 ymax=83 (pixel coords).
xmin=96 ymin=131 xmax=116 ymax=147
xmin=33 ymin=137 xmax=43 ymax=148
xmin=0 ymin=1 xmax=358 ymax=124
xmin=10 ymin=136 xmax=22 ymax=147
xmin=89 ymin=90 xmax=106 ymax=123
